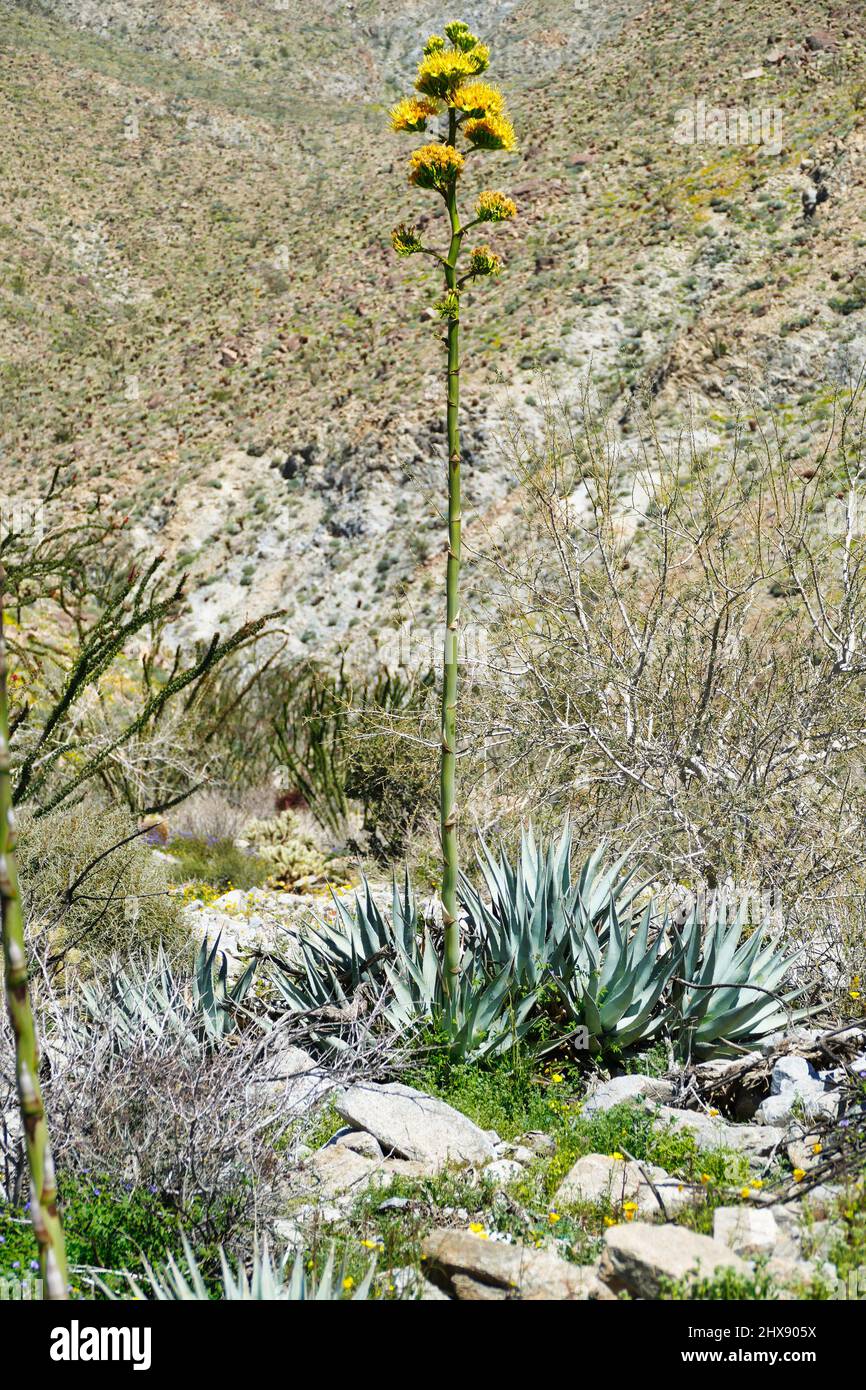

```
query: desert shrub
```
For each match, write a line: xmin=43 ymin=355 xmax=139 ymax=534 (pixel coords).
xmin=167 ymin=833 xmax=271 ymax=892
xmin=261 ymin=659 xmax=437 ymax=857
xmin=343 ymin=672 xmax=439 ymax=860
xmin=467 ymin=383 xmax=866 ymax=914
xmin=18 ymin=804 xmax=189 ymax=968
xmin=1 ymin=470 xmax=277 ymax=821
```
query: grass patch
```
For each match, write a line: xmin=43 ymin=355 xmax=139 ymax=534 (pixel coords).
xmin=0 ymin=1175 xmax=246 ymax=1298
xmin=167 ymin=834 xmax=271 ymax=892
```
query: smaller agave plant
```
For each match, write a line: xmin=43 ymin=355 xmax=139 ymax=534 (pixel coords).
xmin=98 ymin=1237 xmax=382 ymax=1301
xmin=548 ymin=900 xmax=681 ymax=1054
xmin=460 ymin=821 xmax=646 ymax=989
xmin=669 ymin=899 xmax=813 ymax=1059
xmin=78 ymin=936 xmax=257 ymax=1052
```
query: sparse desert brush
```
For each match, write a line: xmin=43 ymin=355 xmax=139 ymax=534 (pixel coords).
xmin=468 ymin=383 xmax=866 ymax=917
xmin=19 ymin=804 xmax=190 ymax=971
xmin=389 ymin=20 xmax=518 ymax=986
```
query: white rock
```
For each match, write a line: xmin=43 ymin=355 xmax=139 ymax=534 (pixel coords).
xmin=334 ymin=1081 xmax=497 ymax=1170
xmin=484 ymin=1159 xmax=525 ymax=1186
xmin=770 ymin=1055 xmax=814 ymax=1094
xmin=334 ymin=1130 xmax=384 ymax=1160
xmin=298 ymin=1145 xmax=429 ymax=1198
xmin=582 ymin=1073 xmax=674 ymax=1115
xmin=251 ymin=1039 xmax=333 ymax=1113
xmin=501 ymin=1145 xmax=535 ymax=1166
xmin=555 ymin=1153 xmax=698 ymax=1218
xmin=756 ymin=1086 xmax=839 ymax=1126
xmin=714 ymin=1206 xmax=779 ymax=1256
xmin=652 ymin=1105 xmax=785 ymax=1158
xmin=519 ymin=1131 xmax=557 ymax=1155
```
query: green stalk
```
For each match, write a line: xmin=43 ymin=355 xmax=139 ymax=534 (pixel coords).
xmin=440 ymin=106 xmax=462 ymax=989
xmin=0 ymin=568 xmax=69 ymax=1299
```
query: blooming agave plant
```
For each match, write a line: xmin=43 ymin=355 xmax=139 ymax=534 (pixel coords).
xmin=389 ymin=21 xmax=517 ymax=992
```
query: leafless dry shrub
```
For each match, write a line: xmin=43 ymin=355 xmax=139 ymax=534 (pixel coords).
xmin=1 ymin=949 xmax=410 ymax=1244
xmin=171 ymin=785 xmax=278 ymax=843
xmin=458 ymin=377 xmax=866 ymax=986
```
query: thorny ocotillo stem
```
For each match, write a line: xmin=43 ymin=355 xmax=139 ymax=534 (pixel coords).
xmin=0 ymin=564 xmax=69 ymax=1298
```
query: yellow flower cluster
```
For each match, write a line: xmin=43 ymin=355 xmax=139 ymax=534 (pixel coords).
xmin=452 ymin=80 xmax=505 ymax=117
xmin=391 ymin=221 xmax=423 ymax=256
xmin=435 ymin=288 xmax=461 ymax=320
xmin=390 ymin=96 xmax=440 ymax=132
xmin=476 ymin=189 xmax=517 ymax=222
xmin=408 ymin=141 xmax=464 ymax=191
xmin=444 ymin=21 xmax=480 ymax=51
xmin=468 ymin=244 xmax=502 ymax=277
xmin=464 ymin=113 xmax=517 ymax=152
xmin=415 ymin=43 xmax=489 ymax=98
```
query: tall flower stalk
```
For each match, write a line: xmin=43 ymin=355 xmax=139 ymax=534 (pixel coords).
xmin=390 ymin=22 xmax=517 ymax=990
xmin=0 ymin=569 xmax=68 ymax=1298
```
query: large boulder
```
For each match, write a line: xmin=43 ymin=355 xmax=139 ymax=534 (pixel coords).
xmin=600 ymin=1223 xmax=752 ymax=1299
xmin=334 ymin=1081 xmax=496 ymax=1170
xmin=422 ymin=1229 xmax=609 ymax=1300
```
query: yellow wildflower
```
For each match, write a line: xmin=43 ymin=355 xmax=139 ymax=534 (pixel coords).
xmin=468 ymin=1222 xmax=488 ymax=1238
xmin=390 ymin=96 xmax=440 ymax=133
xmin=751 ymin=1179 xmax=763 ymax=1189
xmin=740 ymin=1187 xmax=752 ymax=1199
xmin=700 ymin=1173 xmax=713 ymax=1185
xmin=452 ymin=80 xmax=505 ymax=117
xmin=548 ymin=1210 xmax=561 ymax=1224
xmin=550 ymin=1072 xmax=564 ymax=1083
xmin=812 ymin=1142 xmax=823 ymax=1155
xmin=464 ymin=113 xmax=517 ymax=152
xmin=408 ymin=142 xmax=464 ymax=192
xmin=610 ymin=1151 xmax=625 ymax=1161
xmin=622 ymin=1201 xmax=638 ymax=1221
xmin=476 ymin=189 xmax=517 ymax=222
xmin=603 ymin=1216 xmax=618 ymax=1227
xmin=793 ymin=1168 xmax=806 ymax=1182
xmin=342 ymin=1276 xmax=354 ymax=1291
xmin=708 ymin=1108 xmax=719 ymax=1117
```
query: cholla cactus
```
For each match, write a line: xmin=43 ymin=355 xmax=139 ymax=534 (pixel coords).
xmin=241 ymin=809 xmax=338 ymax=890
xmin=389 ymin=21 xmax=517 ymax=992
xmin=0 ymin=569 xmax=69 ymax=1298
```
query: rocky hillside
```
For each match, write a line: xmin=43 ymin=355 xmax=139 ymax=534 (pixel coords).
xmin=1 ymin=1 xmax=864 ymax=656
